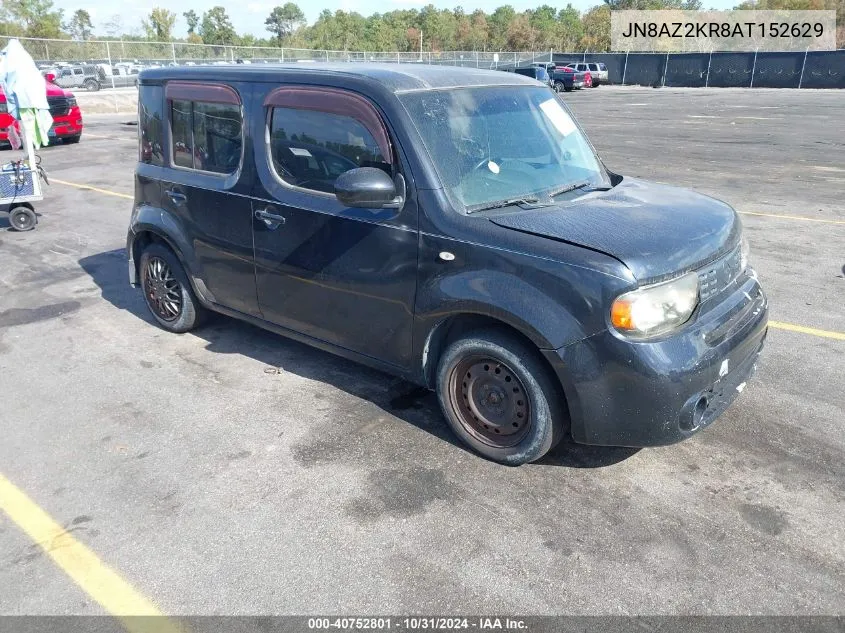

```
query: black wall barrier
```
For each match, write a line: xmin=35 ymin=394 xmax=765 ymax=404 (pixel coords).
xmin=799 ymin=50 xmax=845 ymax=88
xmin=552 ymin=50 xmax=845 ymax=88
xmin=753 ymin=52 xmax=803 ymax=88
xmin=665 ymin=53 xmax=710 ymax=87
xmin=706 ymin=52 xmax=755 ymax=87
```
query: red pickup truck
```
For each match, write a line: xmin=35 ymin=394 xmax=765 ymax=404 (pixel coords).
xmin=0 ymin=73 xmax=83 ymax=145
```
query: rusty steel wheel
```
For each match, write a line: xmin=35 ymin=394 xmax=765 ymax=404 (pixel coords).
xmin=449 ymin=355 xmax=532 ymax=449
xmin=436 ymin=329 xmax=566 ymax=465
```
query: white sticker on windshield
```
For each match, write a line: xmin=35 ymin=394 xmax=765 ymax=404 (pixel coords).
xmin=487 ymin=160 xmax=500 ymax=174
xmin=539 ymin=98 xmax=577 ymax=137
xmin=289 ymin=147 xmax=313 ymax=157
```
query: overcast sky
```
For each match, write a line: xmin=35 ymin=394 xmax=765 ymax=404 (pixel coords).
xmin=52 ymin=0 xmax=740 ymax=40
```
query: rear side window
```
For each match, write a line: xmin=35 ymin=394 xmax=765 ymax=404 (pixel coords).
xmin=588 ymin=64 xmax=598 ymax=71
xmin=265 ymin=88 xmax=392 ymax=195
xmin=139 ymin=84 xmax=164 ymax=166
xmin=167 ymin=83 xmax=242 ymax=174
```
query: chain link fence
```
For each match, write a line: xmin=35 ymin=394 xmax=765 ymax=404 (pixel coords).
xmin=2 ymin=36 xmax=843 ymax=89
xmin=0 ymin=36 xmax=551 ymax=69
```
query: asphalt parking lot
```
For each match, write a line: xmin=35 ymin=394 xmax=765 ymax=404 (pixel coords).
xmin=0 ymin=86 xmax=843 ymax=616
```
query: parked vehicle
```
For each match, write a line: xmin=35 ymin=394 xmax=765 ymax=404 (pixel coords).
xmin=566 ymin=62 xmax=609 ymax=86
xmin=513 ymin=66 xmax=552 ymax=88
xmin=53 ymin=64 xmax=102 ymax=91
xmin=127 ymin=65 xmax=768 ymax=465
xmin=101 ymin=65 xmax=139 ymax=88
xmin=0 ymin=72 xmax=83 ymax=145
xmin=550 ymin=65 xmax=586 ymax=92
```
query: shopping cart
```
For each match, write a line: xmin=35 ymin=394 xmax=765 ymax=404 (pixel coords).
xmin=1 ymin=128 xmax=46 ymax=231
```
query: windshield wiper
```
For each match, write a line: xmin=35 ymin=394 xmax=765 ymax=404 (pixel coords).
xmin=467 ymin=196 xmax=556 ymax=214
xmin=547 ymin=180 xmax=613 ymax=198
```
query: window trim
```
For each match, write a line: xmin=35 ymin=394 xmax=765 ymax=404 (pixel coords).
xmin=264 ymin=86 xmax=395 ymax=198
xmin=166 ymin=81 xmax=240 ymax=105
xmin=166 ymin=83 xmax=244 ymax=176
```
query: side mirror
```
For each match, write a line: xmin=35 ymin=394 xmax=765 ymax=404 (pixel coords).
xmin=45 ymin=73 xmax=56 ymax=83
xmin=334 ymin=167 xmax=398 ymax=208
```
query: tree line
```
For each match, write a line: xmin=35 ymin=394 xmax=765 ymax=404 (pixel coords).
xmin=2 ymin=0 xmax=843 ymax=51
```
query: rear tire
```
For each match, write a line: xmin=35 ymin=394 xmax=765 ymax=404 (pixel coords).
xmin=436 ymin=329 xmax=567 ymax=465
xmin=83 ymin=79 xmax=100 ymax=92
xmin=139 ymin=242 xmax=207 ymax=333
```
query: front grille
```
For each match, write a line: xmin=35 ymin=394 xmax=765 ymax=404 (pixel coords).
xmin=47 ymin=96 xmax=71 ymax=117
xmin=698 ymin=243 xmax=743 ymax=303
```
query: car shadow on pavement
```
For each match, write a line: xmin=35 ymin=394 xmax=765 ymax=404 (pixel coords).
xmin=79 ymin=249 xmax=638 ymax=469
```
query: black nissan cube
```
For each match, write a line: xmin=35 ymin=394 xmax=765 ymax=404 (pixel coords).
xmin=127 ymin=64 xmax=768 ymax=465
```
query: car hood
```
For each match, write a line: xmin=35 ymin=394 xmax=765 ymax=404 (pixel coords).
xmin=46 ymin=82 xmax=71 ymax=97
xmin=488 ymin=177 xmax=741 ymax=281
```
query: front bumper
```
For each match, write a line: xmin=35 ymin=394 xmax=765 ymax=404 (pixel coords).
xmin=543 ymin=273 xmax=768 ymax=447
xmin=49 ymin=111 xmax=84 ymax=139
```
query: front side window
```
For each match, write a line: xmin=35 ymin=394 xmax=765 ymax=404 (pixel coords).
xmin=400 ymin=86 xmax=605 ymax=212
xmin=269 ymin=107 xmax=388 ymax=194
xmin=169 ymin=96 xmax=242 ymax=174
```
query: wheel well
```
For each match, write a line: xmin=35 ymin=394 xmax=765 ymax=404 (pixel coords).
xmin=423 ymin=314 xmax=561 ymax=392
xmin=131 ymin=230 xmax=170 ymax=278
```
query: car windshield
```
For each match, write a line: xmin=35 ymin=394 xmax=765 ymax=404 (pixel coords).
xmin=399 ymin=86 xmax=605 ymax=212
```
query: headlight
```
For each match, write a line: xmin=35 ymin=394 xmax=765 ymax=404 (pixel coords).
xmin=611 ymin=272 xmax=699 ymax=338
xmin=0 ymin=101 xmax=7 ymax=113
xmin=740 ymin=235 xmax=750 ymax=271
xmin=67 ymin=97 xmax=77 ymax=108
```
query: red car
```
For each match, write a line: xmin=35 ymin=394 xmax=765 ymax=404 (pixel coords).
xmin=0 ymin=73 xmax=83 ymax=145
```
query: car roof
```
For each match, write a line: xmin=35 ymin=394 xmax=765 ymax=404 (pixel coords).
xmin=140 ymin=63 xmax=540 ymax=94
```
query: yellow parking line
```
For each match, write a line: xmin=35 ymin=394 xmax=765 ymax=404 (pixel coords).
xmin=51 ymin=178 xmax=133 ymax=200
xmin=769 ymin=321 xmax=845 ymax=341
xmin=0 ymin=472 xmax=183 ymax=632
xmin=739 ymin=211 xmax=845 ymax=225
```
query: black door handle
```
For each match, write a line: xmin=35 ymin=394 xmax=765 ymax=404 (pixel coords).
xmin=166 ymin=189 xmax=187 ymax=205
xmin=255 ymin=208 xmax=286 ymax=228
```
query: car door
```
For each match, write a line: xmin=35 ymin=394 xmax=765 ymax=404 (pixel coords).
xmin=250 ymin=85 xmax=418 ymax=369
xmin=160 ymin=81 xmax=260 ymax=316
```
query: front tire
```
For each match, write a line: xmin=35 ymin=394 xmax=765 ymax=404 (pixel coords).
xmin=139 ymin=242 xmax=206 ymax=333
xmin=436 ymin=329 xmax=566 ymax=465
xmin=83 ymin=79 xmax=100 ymax=92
